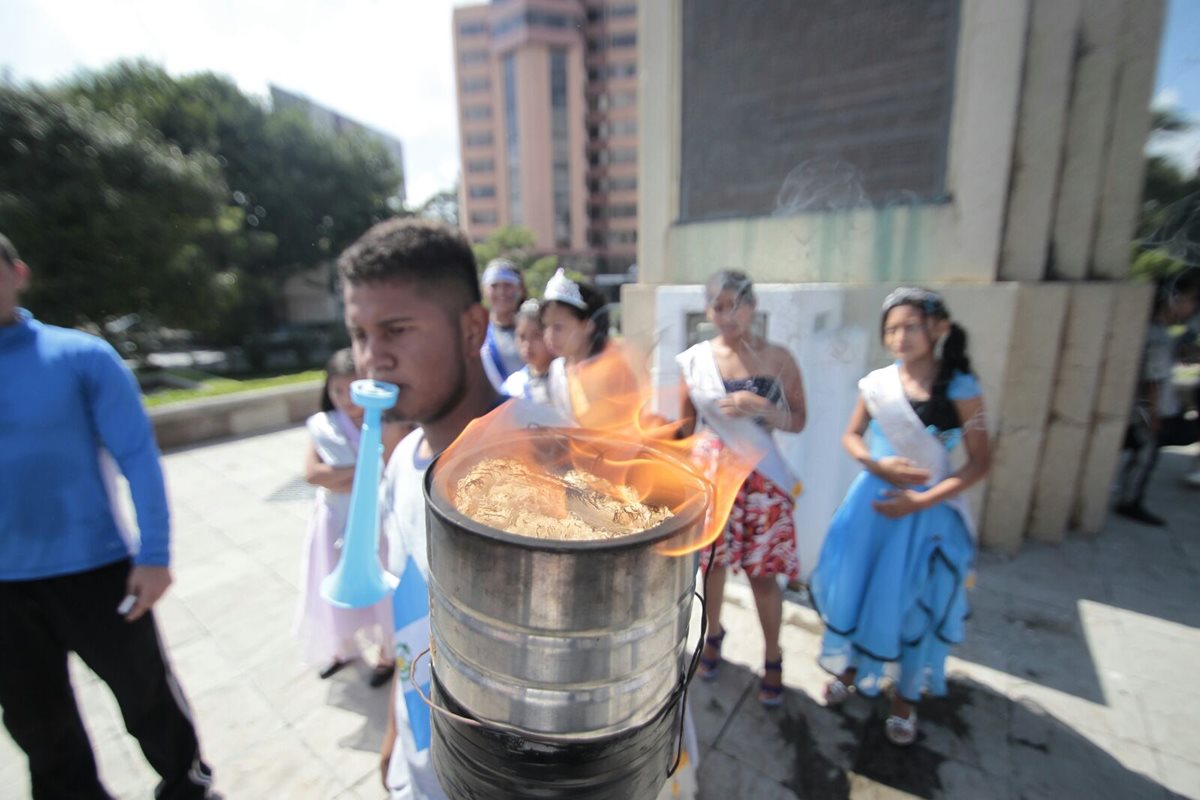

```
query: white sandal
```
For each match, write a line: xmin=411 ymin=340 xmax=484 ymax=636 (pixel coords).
xmin=885 ymin=710 xmax=918 ymax=746
xmin=824 ymin=678 xmax=850 ymax=707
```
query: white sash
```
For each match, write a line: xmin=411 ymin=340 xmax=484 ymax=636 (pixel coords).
xmin=859 ymin=364 xmax=976 ymax=541
xmin=547 ymin=358 xmax=575 ymax=423
xmin=675 ymin=340 xmax=798 ymax=494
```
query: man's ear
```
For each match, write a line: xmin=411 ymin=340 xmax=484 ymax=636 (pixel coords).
xmin=461 ymin=302 xmax=490 ymax=355
xmin=12 ymin=259 xmax=30 ymax=291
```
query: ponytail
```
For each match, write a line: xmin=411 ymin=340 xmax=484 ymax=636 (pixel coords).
xmin=933 ymin=322 xmax=972 ymax=399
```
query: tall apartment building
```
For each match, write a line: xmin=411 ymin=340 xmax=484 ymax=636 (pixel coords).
xmin=453 ymin=0 xmax=638 ymax=275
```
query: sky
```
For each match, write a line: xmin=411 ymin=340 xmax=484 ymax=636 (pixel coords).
xmin=1150 ymin=0 xmax=1200 ymax=172
xmin=2 ymin=0 xmax=478 ymax=206
xmin=2 ymin=0 xmax=1198 ymax=209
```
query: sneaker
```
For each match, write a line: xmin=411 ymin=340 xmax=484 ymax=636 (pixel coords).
xmin=1114 ymin=503 xmax=1166 ymax=527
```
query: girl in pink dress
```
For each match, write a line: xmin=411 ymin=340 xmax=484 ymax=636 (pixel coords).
xmin=296 ymin=349 xmax=399 ymax=686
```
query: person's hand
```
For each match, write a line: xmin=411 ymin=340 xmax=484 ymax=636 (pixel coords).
xmin=870 ymin=456 xmax=932 ymax=487
xmin=871 ymin=489 xmax=928 ymax=519
xmin=124 ymin=565 xmax=173 ymax=622
xmin=716 ymin=391 xmax=767 ymax=419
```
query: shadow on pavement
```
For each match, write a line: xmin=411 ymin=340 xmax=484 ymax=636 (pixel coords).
xmin=690 ymin=662 xmax=1182 ymax=800
xmin=322 ymin=663 xmax=391 ymax=754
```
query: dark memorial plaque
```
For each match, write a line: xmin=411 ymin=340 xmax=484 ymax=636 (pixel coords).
xmin=680 ymin=0 xmax=959 ymax=222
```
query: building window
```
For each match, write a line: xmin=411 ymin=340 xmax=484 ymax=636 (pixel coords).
xmin=463 ymin=105 xmax=492 ymax=121
xmin=467 ymin=158 xmax=495 ymax=174
xmin=458 ymin=20 xmax=488 ymax=36
xmin=459 ymin=49 xmax=488 ymax=66
xmin=610 ymin=118 xmax=637 ymax=137
xmin=609 ymin=32 xmax=636 ymax=48
xmin=503 ymin=53 xmax=522 ymax=225
xmin=585 ymin=4 xmax=636 ymax=23
xmin=471 ymin=210 xmax=498 ymax=225
xmin=609 ymin=90 xmax=636 ymax=109
xmin=610 ymin=62 xmax=637 ymax=80
xmin=587 ymin=204 xmax=637 ymax=219
xmin=530 ymin=10 xmax=572 ymax=28
xmin=550 ymin=47 xmax=571 ymax=249
xmin=494 ymin=10 xmax=580 ymax=37
xmin=609 ymin=175 xmax=637 ymax=191
xmin=589 ymin=175 xmax=638 ymax=193
xmin=593 ymin=148 xmax=637 ymax=167
xmin=465 ymin=131 xmax=494 ymax=147
xmin=461 ymin=77 xmax=490 ymax=93
xmin=468 ymin=185 xmax=496 ymax=199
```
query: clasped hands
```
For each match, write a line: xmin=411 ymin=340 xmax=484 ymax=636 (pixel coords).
xmin=715 ymin=390 xmax=771 ymax=420
xmin=869 ymin=456 xmax=932 ymax=519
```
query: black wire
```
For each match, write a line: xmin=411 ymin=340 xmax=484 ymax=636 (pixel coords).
xmin=667 ymin=538 xmax=718 ymax=777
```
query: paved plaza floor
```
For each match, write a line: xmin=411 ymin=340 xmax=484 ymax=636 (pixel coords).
xmin=1 ymin=428 xmax=1197 ymax=799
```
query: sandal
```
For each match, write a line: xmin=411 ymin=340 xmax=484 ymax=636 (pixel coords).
xmin=885 ymin=709 xmax=918 ymax=746
xmin=318 ymin=659 xmax=348 ymax=680
xmin=369 ymin=662 xmax=396 ymax=688
xmin=759 ymin=659 xmax=784 ymax=708
xmin=697 ymin=627 xmax=725 ymax=680
xmin=824 ymin=678 xmax=850 ymax=707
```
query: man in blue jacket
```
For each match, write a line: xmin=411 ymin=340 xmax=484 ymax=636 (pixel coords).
xmin=0 ymin=234 xmax=212 ymax=799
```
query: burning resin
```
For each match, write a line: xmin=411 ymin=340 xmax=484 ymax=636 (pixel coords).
xmin=454 ymin=457 xmax=673 ymax=540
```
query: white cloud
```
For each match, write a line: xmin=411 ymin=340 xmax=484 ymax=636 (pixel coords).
xmin=4 ymin=0 xmax=479 ymax=206
xmin=1153 ymin=86 xmax=1183 ymax=110
xmin=1148 ymin=126 xmax=1200 ymax=174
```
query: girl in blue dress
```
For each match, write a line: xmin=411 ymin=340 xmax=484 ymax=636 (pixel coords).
xmin=809 ymin=287 xmax=991 ymax=746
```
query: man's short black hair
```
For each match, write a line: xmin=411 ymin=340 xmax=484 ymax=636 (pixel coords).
xmin=337 ymin=218 xmax=481 ymax=309
xmin=0 ymin=233 xmax=19 ymax=268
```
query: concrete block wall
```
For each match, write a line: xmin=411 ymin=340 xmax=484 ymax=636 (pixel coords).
xmin=1028 ymin=285 xmax=1115 ymax=542
xmin=980 ymin=284 xmax=1069 ymax=553
xmin=1074 ymin=284 xmax=1154 ymax=531
xmin=149 ymin=381 xmax=322 ymax=451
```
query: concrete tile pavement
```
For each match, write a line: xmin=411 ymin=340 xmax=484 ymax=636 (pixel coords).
xmin=1 ymin=429 xmax=1197 ymax=799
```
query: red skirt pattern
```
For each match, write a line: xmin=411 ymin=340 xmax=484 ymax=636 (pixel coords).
xmin=701 ymin=468 xmax=800 ymax=579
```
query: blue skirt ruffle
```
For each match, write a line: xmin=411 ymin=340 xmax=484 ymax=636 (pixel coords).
xmin=809 ymin=471 xmax=973 ymax=702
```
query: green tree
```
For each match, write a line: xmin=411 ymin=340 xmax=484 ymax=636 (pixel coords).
xmin=49 ymin=60 xmax=405 ymax=342
xmin=418 ymin=186 xmax=459 ymax=227
xmin=66 ymin=61 xmax=402 ymax=281
xmin=471 ymin=224 xmax=539 ymax=273
xmin=1135 ymin=108 xmax=1199 ymax=280
xmin=468 ymin=225 xmax=587 ymax=298
xmin=0 ymin=86 xmax=227 ymax=329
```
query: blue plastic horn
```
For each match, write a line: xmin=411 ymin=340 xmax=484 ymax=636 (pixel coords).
xmin=322 ymin=379 xmax=401 ymax=608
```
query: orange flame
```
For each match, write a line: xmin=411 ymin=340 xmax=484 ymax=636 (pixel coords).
xmin=436 ymin=341 xmax=760 ymax=556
